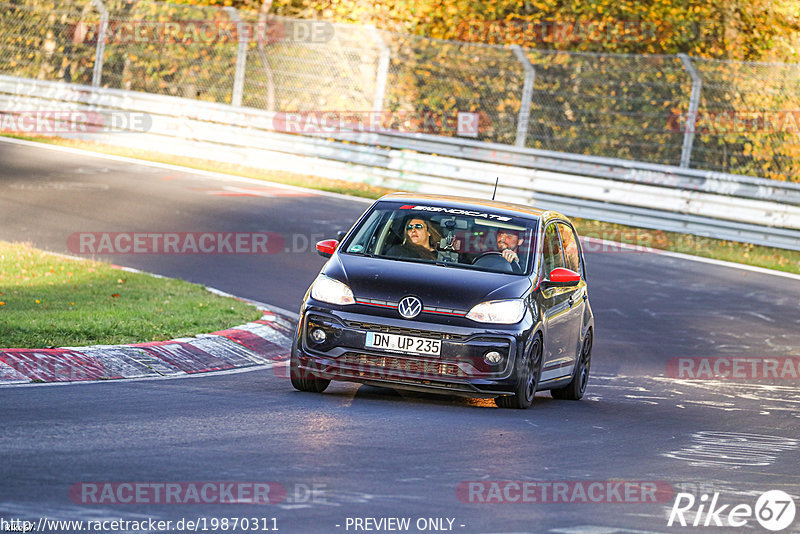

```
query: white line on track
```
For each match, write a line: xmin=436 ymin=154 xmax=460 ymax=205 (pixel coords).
xmin=581 ymin=236 xmax=800 ymax=282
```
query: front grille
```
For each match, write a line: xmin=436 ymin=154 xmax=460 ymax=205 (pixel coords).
xmin=345 ymin=321 xmax=469 ymax=341
xmin=339 ymin=352 xmax=465 ymax=378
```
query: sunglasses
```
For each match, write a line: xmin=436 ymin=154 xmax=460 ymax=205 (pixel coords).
xmin=406 ymin=223 xmax=425 ymax=230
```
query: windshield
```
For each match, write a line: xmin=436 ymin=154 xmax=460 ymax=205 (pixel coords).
xmin=342 ymin=202 xmax=538 ymax=275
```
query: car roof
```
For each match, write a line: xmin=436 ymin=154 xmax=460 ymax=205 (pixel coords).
xmin=377 ymin=192 xmax=567 ymax=223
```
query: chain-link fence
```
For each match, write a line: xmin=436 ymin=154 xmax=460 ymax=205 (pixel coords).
xmin=380 ymin=33 xmax=525 ymax=145
xmin=1 ymin=0 xmax=798 ymax=182
xmin=240 ymin=15 xmax=382 ymax=112
xmin=98 ymin=1 xmax=238 ymax=103
xmin=691 ymin=59 xmax=800 ymax=181
xmin=524 ymin=51 xmax=690 ymax=167
xmin=0 ymin=0 xmax=97 ymax=84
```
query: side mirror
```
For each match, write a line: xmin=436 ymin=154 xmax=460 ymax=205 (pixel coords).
xmin=542 ymin=267 xmax=581 ymax=288
xmin=316 ymin=239 xmax=339 ymax=258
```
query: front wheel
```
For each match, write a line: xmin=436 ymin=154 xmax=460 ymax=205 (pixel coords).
xmin=551 ymin=330 xmax=592 ymax=400
xmin=290 ymin=337 xmax=330 ymax=393
xmin=495 ymin=337 xmax=542 ymax=409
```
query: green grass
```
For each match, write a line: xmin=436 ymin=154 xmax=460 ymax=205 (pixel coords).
xmin=4 ymin=134 xmax=800 ymax=276
xmin=0 ymin=241 xmax=262 ymax=348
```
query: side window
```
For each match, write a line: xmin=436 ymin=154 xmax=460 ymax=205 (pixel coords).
xmin=542 ymin=223 xmax=564 ymax=277
xmin=557 ymin=222 xmax=581 ymax=276
xmin=346 ymin=210 xmax=384 ymax=254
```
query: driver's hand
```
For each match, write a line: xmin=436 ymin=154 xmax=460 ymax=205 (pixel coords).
xmin=502 ymin=249 xmax=518 ymax=263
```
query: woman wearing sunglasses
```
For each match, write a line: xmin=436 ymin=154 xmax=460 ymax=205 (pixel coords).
xmin=386 ymin=216 xmax=442 ymax=260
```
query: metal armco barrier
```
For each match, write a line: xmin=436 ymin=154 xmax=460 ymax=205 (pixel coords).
xmin=2 ymin=73 xmax=799 ymax=251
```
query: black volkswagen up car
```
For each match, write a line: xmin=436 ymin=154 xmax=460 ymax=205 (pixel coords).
xmin=291 ymin=193 xmax=594 ymax=408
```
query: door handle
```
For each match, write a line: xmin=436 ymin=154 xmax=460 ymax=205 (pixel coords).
xmin=569 ymin=291 xmax=585 ymax=308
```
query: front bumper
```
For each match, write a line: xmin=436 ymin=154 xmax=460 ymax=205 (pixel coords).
xmin=294 ymin=304 xmax=533 ymax=397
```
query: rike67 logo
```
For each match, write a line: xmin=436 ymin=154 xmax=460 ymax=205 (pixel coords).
xmin=668 ymin=490 xmax=796 ymax=531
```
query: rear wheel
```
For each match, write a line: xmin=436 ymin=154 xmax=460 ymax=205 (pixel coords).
xmin=551 ymin=330 xmax=592 ymax=400
xmin=495 ymin=337 xmax=542 ymax=409
xmin=290 ymin=336 xmax=330 ymax=393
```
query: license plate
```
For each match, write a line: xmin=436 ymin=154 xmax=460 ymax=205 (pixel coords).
xmin=365 ymin=332 xmax=441 ymax=356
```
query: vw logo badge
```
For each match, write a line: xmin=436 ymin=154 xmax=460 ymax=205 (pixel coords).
xmin=398 ymin=296 xmax=422 ymax=319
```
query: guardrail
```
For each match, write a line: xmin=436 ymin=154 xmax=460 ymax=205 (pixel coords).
xmin=2 ymin=73 xmax=799 ymax=251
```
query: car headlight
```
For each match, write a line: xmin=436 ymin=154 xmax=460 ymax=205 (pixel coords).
xmin=310 ymin=275 xmax=355 ymax=305
xmin=466 ymin=299 xmax=526 ymax=324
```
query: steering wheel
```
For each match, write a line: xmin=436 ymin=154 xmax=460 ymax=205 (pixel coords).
xmin=472 ymin=251 xmax=521 ymax=273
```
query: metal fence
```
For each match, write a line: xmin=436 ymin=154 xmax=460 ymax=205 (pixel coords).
xmin=1 ymin=0 xmax=798 ymax=182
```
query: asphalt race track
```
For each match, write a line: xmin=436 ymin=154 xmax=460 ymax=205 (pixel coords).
xmin=1 ymin=138 xmax=799 ymax=534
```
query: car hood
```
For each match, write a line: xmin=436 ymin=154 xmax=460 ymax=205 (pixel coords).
xmin=323 ymin=253 xmax=532 ymax=310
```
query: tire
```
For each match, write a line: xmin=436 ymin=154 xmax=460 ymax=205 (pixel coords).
xmin=290 ymin=335 xmax=330 ymax=393
xmin=551 ymin=330 xmax=592 ymax=400
xmin=495 ymin=336 xmax=542 ymax=409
